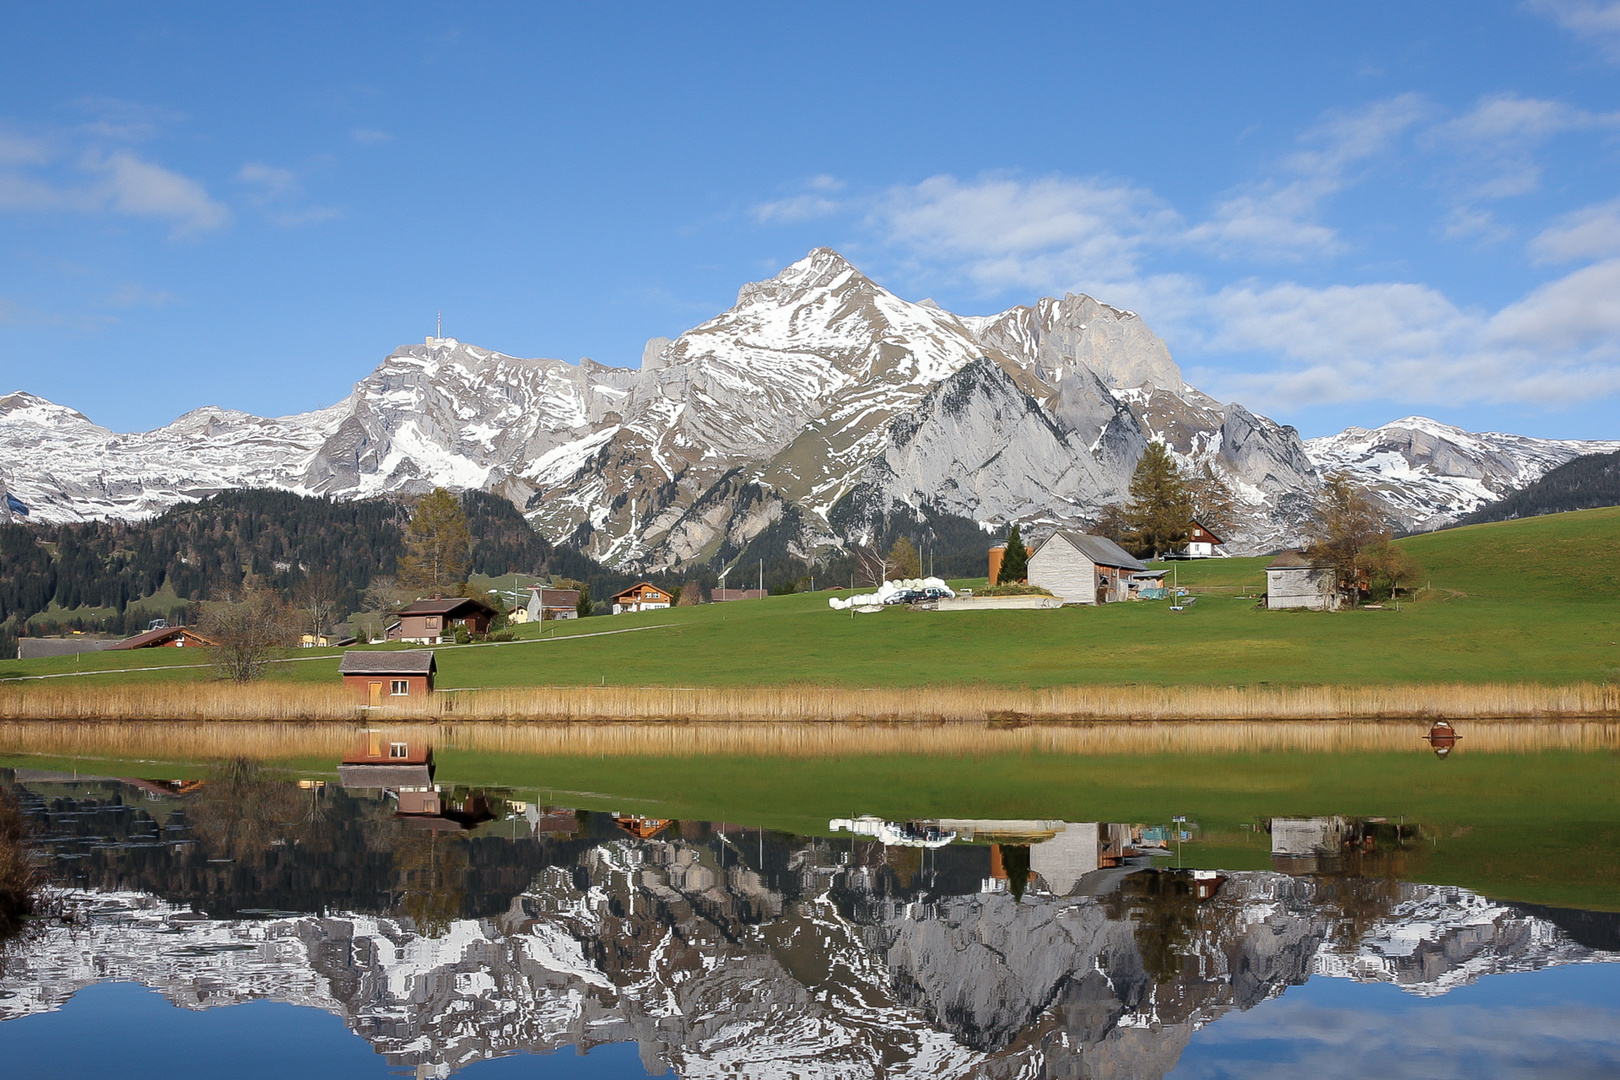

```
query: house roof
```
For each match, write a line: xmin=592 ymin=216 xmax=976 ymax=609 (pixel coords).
xmin=106 ymin=625 xmax=215 ymax=651
xmin=613 ymin=581 xmax=670 ymax=601
xmin=338 ymin=650 xmax=437 ymax=676
xmin=1041 ymin=531 xmax=1148 ymax=571
xmin=528 ymin=587 xmax=580 ymax=606
xmin=1267 ymin=549 xmax=1332 ymax=569
xmin=1189 ymin=518 xmax=1226 ymax=544
xmin=396 ymin=596 xmax=496 ymax=617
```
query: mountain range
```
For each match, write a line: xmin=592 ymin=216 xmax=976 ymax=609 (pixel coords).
xmin=3 ymin=248 xmax=1615 ymax=567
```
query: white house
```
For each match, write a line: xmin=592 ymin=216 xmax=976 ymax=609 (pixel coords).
xmin=1028 ymin=532 xmax=1148 ymax=604
xmin=1185 ymin=519 xmax=1226 ymax=558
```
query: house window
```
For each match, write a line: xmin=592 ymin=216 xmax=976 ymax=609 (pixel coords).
xmin=426 ymin=617 xmax=440 ymax=629
xmin=390 ymin=680 xmax=409 ymax=697
xmin=389 ymin=741 xmax=409 ymax=757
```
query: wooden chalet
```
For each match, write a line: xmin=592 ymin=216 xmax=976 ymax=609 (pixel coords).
xmin=387 ymin=596 xmax=496 ymax=643
xmin=611 ymin=582 xmax=672 ymax=615
xmin=338 ymin=650 xmax=436 ymax=704
xmin=106 ymin=625 xmax=216 ymax=650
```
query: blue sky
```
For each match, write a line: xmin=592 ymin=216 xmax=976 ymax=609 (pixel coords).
xmin=2 ymin=1 xmax=1619 ymax=440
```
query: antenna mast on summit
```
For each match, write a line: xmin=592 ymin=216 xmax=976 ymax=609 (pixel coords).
xmin=437 ymin=310 xmax=442 ymax=339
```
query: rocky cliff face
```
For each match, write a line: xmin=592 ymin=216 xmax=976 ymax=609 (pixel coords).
xmin=3 ymin=251 xmax=1610 ymax=565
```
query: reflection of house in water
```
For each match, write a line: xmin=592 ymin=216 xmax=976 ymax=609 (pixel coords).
xmin=338 ymin=734 xmax=434 ymax=790
xmin=615 ymin=815 xmax=672 ymax=839
xmin=524 ymin=806 xmax=579 ymax=837
xmin=829 ymin=816 xmax=956 ymax=848
xmin=938 ymin=819 xmax=1142 ymax=896
xmin=334 ymin=736 xmax=494 ymax=831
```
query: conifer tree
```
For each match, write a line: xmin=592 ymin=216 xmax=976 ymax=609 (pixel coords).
xmin=1125 ymin=443 xmax=1191 ymax=558
xmin=998 ymin=524 xmax=1029 ymax=583
xmin=397 ymin=488 xmax=471 ymax=598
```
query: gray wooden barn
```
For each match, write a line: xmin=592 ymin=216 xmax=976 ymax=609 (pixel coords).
xmin=1265 ymin=550 xmax=1341 ymax=610
xmin=1028 ymin=531 xmax=1148 ymax=604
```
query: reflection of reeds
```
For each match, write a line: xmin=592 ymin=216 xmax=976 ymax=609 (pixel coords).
xmin=2 ymin=717 xmax=1617 ymax=762
xmin=1 ymin=680 xmax=1618 ymax=724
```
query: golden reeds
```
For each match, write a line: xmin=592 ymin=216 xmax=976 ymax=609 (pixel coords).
xmin=0 ymin=679 xmax=1617 ymax=725
xmin=1 ymin=717 xmax=1616 ymax=762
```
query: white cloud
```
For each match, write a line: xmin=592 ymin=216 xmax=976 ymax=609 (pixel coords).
xmin=1527 ymin=0 xmax=1620 ymax=61
xmin=351 ymin=128 xmax=394 ymax=145
xmin=877 ymin=173 xmax=1176 ymax=291
xmin=0 ymin=126 xmax=228 ymax=234
xmin=1488 ymin=256 xmax=1620 ymax=350
xmin=236 ymin=161 xmax=339 ymax=226
xmin=752 ymin=193 xmax=843 ymax=224
xmin=1530 ymin=196 xmax=1620 ymax=262
xmin=1189 ymin=95 xmax=1432 ymax=260
xmin=107 ymin=283 xmax=178 ymax=308
xmin=1179 ymin=998 xmax=1620 ymax=1080
xmin=92 ymin=151 xmax=229 ymax=232
xmin=751 ymin=174 xmax=850 ymax=223
xmin=1423 ymin=94 xmax=1620 ymax=203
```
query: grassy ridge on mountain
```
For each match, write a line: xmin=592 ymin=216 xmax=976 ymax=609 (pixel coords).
xmin=4 ymin=506 xmax=1616 ymax=690
xmin=1458 ymin=449 xmax=1620 ymax=526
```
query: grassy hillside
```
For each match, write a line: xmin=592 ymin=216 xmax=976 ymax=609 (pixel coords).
xmin=3 ymin=507 xmax=1616 ymax=689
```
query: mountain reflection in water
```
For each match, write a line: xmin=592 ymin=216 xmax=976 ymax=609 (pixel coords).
xmin=1 ymin=769 xmax=1617 ymax=1079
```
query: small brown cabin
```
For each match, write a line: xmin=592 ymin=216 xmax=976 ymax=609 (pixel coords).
xmin=388 ymin=597 xmax=497 ymax=643
xmin=339 ymin=650 xmax=437 ymax=705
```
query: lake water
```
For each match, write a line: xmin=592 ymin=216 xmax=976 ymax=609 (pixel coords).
xmin=1 ymin=757 xmax=1617 ymax=1078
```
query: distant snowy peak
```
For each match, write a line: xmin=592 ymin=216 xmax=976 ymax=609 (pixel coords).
xmin=1304 ymin=416 xmax=1620 ymax=531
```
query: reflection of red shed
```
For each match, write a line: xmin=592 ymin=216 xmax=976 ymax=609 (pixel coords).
xmin=106 ymin=625 xmax=216 ymax=650
xmin=338 ymin=732 xmax=435 ymax=789
xmin=339 ymin=651 xmax=436 ymax=705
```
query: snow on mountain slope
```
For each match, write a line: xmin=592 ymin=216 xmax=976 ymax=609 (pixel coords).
xmin=0 ymin=390 xmax=339 ymax=522
xmin=1304 ymin=417 xmax=1620 ymax=531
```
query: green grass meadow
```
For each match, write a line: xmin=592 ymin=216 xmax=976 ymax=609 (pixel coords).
xmin=5 ymin=506 xmax=1618 ymax=688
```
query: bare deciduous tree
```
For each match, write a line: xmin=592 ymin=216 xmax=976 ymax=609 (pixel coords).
xmin=293 ymin=572 xmax=341 ymax=645
xmin=201 ymin=582 xmax=298 ymax=682
xmin=852 ymin=544 xmax=887 ymax=588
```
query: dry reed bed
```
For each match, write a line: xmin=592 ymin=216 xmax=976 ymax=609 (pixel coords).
xmin=1 ymin=718 xmax=1616 ymax=762
xmin=1 ymin=680 xmax=1618 ymax=724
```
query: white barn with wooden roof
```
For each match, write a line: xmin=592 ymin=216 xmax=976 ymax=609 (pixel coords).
xmin=1028 ymin=531 xmax=1148 ymax=604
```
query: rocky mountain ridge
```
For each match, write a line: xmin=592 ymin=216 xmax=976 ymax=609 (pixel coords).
xmin=4 ymin=249 xmax=1613 ymax=565
xmin=3 ymin=854 xmax=1610 ymax=1080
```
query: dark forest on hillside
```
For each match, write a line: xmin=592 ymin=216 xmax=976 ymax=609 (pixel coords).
xmin=1458 ymin=451 xmax=1620 ymax=526
xmin=0 ymin=490 xmax=646 ymax=654
xmin=1 ymin=486 xmax=1001 ymax=656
